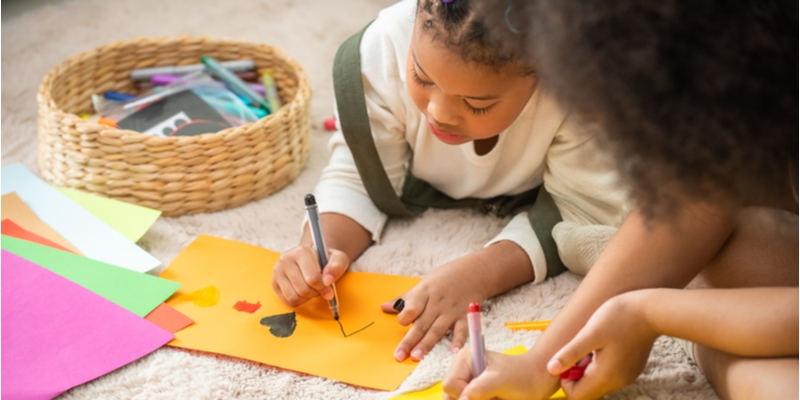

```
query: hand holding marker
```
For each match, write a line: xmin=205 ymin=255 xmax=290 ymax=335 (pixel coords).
xmin=468 ymin=302 xmax=486 ymax=376
xmin=304 ymin=194 xmax=340 ymax=320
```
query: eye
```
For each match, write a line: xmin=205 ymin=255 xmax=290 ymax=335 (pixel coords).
xmin=411 ymin=69 xmax=433 ymax=87
xmin=464 ymin=100 xmax=494 ymax=116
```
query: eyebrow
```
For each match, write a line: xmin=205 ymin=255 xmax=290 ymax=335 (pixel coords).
xmin=412 ymin=51 xmax=500 ymax=101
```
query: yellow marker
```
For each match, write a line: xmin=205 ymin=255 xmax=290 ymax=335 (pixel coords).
xmin=505 ymin=320 xmax=551 ymax=331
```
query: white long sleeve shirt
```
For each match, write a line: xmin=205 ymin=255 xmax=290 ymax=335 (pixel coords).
xmin=315 ymin=0 xmax=631 ymax=282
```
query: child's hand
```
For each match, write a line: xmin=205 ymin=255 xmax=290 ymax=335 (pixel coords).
xmin=442 ymin=348 xmax=560 ymax=400
xmin=385 ymin=272 xmax=477 ymax=362
xmin=546 ymin=291 xmax=659 ymax=400
xmin=271 ymin=244 xmax=350 ymax=307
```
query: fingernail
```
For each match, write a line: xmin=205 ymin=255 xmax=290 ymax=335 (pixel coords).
xmin=411 ymin=349 xmax=424 ymax=361
xmin=547 ymin=359 xmax=562 ymax=373
xmin=394 ymin=348 xmax=407 ymax=361
xmin=451 ymin=346 xmax=460 ymax=354
xmin=323 ymin=274 xmax=334 ymax=286
xmin=393 ymin=298 xmax=405 ymax=313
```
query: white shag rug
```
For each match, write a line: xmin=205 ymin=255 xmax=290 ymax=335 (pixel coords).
xmin=1 ymin=0 xmax=719 ymax=398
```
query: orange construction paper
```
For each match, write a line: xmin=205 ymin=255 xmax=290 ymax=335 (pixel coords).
xmin=1 ymin=219 xmax=77 ymax=254
xmin=161 ymin=234 xmax=422 ymax=391
xmin=1 ymin=193 xmax=82 ymax=255
xmin=144 ymin=303 xmax=195 ymax=334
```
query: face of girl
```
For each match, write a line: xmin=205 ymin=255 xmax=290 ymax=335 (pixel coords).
xmin=406 ymin=22 xmax=537 ymax=146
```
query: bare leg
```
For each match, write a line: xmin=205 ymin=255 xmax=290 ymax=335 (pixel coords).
xmin=688 ymin=207 xmax=798 ymax=400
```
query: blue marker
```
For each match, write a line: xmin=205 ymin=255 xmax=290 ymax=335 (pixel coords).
xmin=201 ymin=55 xmax=271 ymax=114
xmin=103 ymin=91 xmax=136 ymax=101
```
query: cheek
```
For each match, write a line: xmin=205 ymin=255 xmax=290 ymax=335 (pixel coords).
xmin=462 ymin=107 xmax=523 ymax=139
xmin=406 ymin=78 xmax=428 ymax=113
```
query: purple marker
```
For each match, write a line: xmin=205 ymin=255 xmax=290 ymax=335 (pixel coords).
xmin=151 ymin=74 xmax=266 ymax=96
xmin=468 ymin=302 xmax=486 ymax=377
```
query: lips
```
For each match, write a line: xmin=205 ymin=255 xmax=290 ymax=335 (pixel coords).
xmin=428 ymin=122 xmax=462 ymax=143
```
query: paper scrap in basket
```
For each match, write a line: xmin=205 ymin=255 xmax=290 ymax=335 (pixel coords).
xmin=56 ymin=187 xmax=161 ymax=242
xmin=2 ymin=235 xmax=179 ymax=317
xmin=389 ymin=346 xmax=566 ymax=400
xmin=160 ymin=234 xmax=421 ymax=391
xmin=1 ymin=250 xmax=173 ymax=400
xmin=1 ymin=164 xmax=160 ymax=272
xmin=1 ymin=192 xmax=82 ymax=254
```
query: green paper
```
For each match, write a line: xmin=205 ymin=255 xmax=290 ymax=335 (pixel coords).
xmin=1 ymin=235 xmax=179 ymax=317
xmin=56 ymin=187 xmax=161 ymax=242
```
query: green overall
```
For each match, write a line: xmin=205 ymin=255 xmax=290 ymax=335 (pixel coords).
xmin=332 ymin=23 xmax=567 ymax=279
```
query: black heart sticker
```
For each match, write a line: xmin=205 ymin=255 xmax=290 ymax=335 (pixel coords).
xmin=260 ymin=312 xmax=297 ymax=338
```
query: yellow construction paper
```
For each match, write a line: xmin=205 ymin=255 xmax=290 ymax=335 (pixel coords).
xmin=390 ymin=345 xmax=566 ymax=399
xmin=56 ymin=187 xmax=161 ymax=242
xmin=1 ymin=193 xmax=82 ymax=255
xmin=161 ymin=234 xmax=422 ymax=391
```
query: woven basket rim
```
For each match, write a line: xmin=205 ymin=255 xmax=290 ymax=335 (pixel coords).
xmin=38 ymin=35 xmax=311 ymax=141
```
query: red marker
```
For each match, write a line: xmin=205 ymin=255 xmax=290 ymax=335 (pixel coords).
xmin=560 ymin=354 xmax=593 ymax=380
xmin=324 ymin=117 xmax=337 ymax=131
xmin=467 ymin=302 xmax=486 ymax=377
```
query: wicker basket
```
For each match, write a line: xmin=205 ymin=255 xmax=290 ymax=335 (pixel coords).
xmin=37 ymin=36 xmax=311 ymax=217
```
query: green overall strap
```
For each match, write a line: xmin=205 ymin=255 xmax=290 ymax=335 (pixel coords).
xmin=528 ymin=188 xmax=567 ymax=278
xmin=333 ymin=22 xmax=421 ymax=218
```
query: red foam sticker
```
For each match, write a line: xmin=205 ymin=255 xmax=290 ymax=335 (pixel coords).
xmin=233 ymin=300 xmax=262 ymax=314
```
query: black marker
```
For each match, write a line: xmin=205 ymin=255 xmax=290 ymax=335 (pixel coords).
xmin=304 ymin=194 xmax=340 ymax=320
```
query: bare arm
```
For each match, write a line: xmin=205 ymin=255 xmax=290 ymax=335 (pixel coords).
xmin=641 ymin=287 xmax=799 ymax=357
xmin=300 ymin=213 xmax=373 ymax=263
xmin=525 ymin=201 xmax=738 ymax=394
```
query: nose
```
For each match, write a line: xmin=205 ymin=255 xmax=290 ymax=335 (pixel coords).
xmin=426 ymin=92 xmax=459 ymax=126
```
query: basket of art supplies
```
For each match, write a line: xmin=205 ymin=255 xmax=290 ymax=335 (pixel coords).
xmin=36 ymin=36 xmax=311 ymax=216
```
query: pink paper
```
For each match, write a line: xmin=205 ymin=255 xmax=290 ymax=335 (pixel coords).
xmin=1 ymin=250 xmax=174 ymax=400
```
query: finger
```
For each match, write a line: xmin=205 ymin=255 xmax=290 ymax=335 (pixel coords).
xmin=442 ymin=347 xmax=474 ymax=400
xmin=284 ymin=265 xmax=317 ymax=305
xmin=271 ymin=273 xmax=290 ymax=306
xmin=274 ymin=273 xmax=305 ymax=307
xmin=547 ymin=329 xmax=597 ymax=376
xmin=380 ymin=297 xmax=403 ymax=314
xmin=394 ymin=309 xmax=436 ymax=362
xmin=295 ymin=246 xmax=330 ymax=298
xmin=461 ymin=369 xmax=501 ymax=400
xmin=410 ymin=316 xmax=451 ymax=361
xmin=450 ymin=318 xmax=469 ymax=354
xmin=396 ymin=289 xmax=426 ymax=326
xmin=563 ymin=360 xmax=613 ymax=400
xmin=321 ymin=250 xmax=349 ymax=286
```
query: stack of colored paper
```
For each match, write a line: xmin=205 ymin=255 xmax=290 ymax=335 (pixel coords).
xmin=0 ymin=164 xmax=192 ymax=399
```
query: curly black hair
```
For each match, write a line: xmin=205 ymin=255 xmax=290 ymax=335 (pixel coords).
xmin=478 ymin=0 xmax=799 ymax=217
xmin=416 ymin=0 xmax=535 ymax=76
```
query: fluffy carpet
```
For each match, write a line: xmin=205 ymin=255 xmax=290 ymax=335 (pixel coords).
xmin=1 ymin=0 xmax=719 ymax=398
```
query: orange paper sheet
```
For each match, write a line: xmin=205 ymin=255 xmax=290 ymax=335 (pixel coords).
xmin=1 ymin=193 xmax=82 ymax=255
xmin=161 ymin=234 xmax=421 ymax=391
xmin=1 ymin=219 xmax=77 ymax=254
xmin=144 ymin=303 xmax=194 ymax=334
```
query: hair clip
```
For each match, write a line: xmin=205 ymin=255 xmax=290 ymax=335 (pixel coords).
xmin=442 ymin=0 xmax=455 ymax=3
xmin=505 ymin=5 xmax=520 ymax=34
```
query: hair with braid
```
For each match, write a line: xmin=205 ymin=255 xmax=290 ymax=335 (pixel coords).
xmin=416 ymin=0 xmax=534 ymax=76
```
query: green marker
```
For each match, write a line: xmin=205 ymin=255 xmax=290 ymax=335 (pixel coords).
xmin=201 ymin=55 xmax=271 ymax=114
